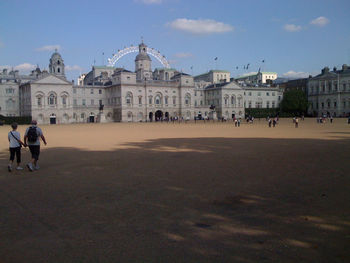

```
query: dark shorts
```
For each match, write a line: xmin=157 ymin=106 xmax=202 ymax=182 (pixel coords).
xmin=9 ymin=147 xmax=21 ymax=163
xmin=29 ymin=145 xmax=40 ymax=161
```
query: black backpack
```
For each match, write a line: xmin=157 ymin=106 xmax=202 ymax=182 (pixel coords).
xmin=27 ymin=126 xmax=38 ymax=143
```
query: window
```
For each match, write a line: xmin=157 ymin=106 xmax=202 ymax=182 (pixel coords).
xmin=91 ymin=99 xmax=94 ymax=105
xmin=155 ymin=95 xmax=161 ymax=105
xmin=249 ymin=92 xmax=252 ymax=96
xmin=165 ymin=97 xmax=168 ymax=105
xmin=62 ymin=97 xmax=67 ymax=105
xmin=272 ymin=101 xmax=275 ymax=108
xmin=248 ymin=101 xmax=252 ymax=108
xmin=272 ymin=92 xmax=275 ymax=96
xmin=149 ymin=96 xmax=152 ymax=105
xmin=173 ymin=97 xmax=176 ymax=105
xmin=139 ymin=97 xmax=142 ymax=105
xmin=321 ymin=102 xmax=324 ymax=109
xmin=258 ymin=92 xmax=261 ymax=96
xmin=48 ymin=94 xmax=57 ymax=105
xmin=6 ymin=88 xmax=14 ymax=94
xmin=99 ymin=100 xmax=102 ymax=105
xmin=278 ymin=96 xmax=281 ymax=101
xmin=73 ymin=99 xmax=77 ymax=106
xmin=334 ymin=102 xmax=337 ymax=108
xmin=37 ymin=97 xmax=42 ymax=106
xmin=266 ymin=101 xmax=270 ymax=108
xmin=73 ymin=88 xmax=77 ymax=94
xmin=57 ymin=68 xmax=60 ymax=73
xmin=99 ymin=89 xmax=102 ymax=94
xmin=82 ymin=99 xmax=86 ymax=106
xmin=90 ymin=89 xmax=94 ymax=94
xmin=81 ymin=113 xmax=85 ymax=119
xmin=266 ymin=92 xmax=270 ymax=96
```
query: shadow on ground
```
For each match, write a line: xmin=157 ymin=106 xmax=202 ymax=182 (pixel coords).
xmin=0 ymin=137 xmax=349 ymax=263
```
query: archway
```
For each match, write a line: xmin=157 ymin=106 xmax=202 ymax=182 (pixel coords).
xmin=50 ymin=114 xmax=56 ymax=124
xmin=155 ymin=110 xmax=163 ymax=121
xmin=89 ymin=113 xmax=95 ymax=123
xmin=149 ymin=112 xmax=153 ymax=122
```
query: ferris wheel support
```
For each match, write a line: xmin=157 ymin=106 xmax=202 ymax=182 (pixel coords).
xmin=107 ymin=46 xmax=170 ymax=69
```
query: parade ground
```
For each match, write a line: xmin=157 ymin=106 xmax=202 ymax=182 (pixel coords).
xmin=0 ymin=118 xmax=349 ymax=262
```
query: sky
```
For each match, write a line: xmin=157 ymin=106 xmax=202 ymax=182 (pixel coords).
xmin=1 ymin=0 xmax=350 ymax=82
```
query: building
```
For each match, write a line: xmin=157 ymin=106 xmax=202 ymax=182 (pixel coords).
xmin=243 ymin=85 xmax=283 ymax=109
xmin=1 ymin=42 xmax=290 ymax=123
xmin=235 ymin=71 xmax=277 ymax=84
xmin=307 ymin=65 xmax=350 ymax=117
xmin=194 ymin=70 xmax=230 ymax=84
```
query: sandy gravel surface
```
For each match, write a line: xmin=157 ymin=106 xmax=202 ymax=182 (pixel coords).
xmin=0 ymin=118 xmax=349 ymax=262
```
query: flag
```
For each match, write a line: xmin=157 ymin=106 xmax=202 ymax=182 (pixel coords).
xmin=214 ymin=57 xmax=218 ymax=61
xmin=262 ymin=60 xmax=265 ymax=63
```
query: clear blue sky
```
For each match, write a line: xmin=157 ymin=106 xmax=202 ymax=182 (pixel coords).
xmin=1 ymin=0 xmax=350 ymax=81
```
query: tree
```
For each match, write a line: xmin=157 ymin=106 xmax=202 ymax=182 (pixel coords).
xmin=280 ymin=89 xmax=309 ymax=116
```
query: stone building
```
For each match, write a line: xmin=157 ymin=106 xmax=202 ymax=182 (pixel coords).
xmin=236 ymin=72 xmax=278 ymax=84
xmin=0 ymin=42 xmax=293 ymax=123
xmin=307 ymin=65 xmax=350 ymax=117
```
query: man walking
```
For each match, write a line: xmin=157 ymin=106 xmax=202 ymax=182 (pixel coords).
xmin=24 ymin=120 xmax=47 ymax=171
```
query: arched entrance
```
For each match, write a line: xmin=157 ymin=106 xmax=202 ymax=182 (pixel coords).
xmin=149 ymin=112 xmax=153 ymax=122
xmin=89 ymin=113 xmax=95 ymax=123
xmin=50 ymin=114 xmax=56 ymax=124
xmin=155 ymin=110 xmax=163 ymax=121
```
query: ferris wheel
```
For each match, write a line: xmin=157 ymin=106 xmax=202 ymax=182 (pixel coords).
xmin=107 ymin=45 xmax=170 ymax=69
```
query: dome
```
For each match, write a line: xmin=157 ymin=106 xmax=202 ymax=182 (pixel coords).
xmin=50 ymin=51 xmax=63 ymax=60
xmin=135 ymin=53 xmax=151 ymax=61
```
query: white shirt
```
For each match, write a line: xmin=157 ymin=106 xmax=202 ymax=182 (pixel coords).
xmin=25 ymin=125 xmax=43 ymax=146
xmin=8 ymin=131 xmax=21 ymax=148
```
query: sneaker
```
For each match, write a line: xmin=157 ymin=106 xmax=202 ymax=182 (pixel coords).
xmin=34 ymin=165 xmax=40 ymax=170
xmin=8 ymin=165 xmax=12 ymax=172
xmin=16 ymin=166 xmax=24 ymax=170
xmin=26 ymin=163 xmax=33 ymax=172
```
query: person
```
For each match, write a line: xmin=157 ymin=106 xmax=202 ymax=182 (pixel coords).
xmin=268 ymin=118 xmax=272 ymax=127
xmin=8 ymin=122 xmax=25 ymax=172
xmin=295 ymin=117 xmax=299 ymax=128
xmin=24 ymin=120 xmax=47 ymax=171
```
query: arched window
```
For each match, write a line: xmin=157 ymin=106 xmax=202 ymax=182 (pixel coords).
xmin=149 ymin=96 xmax=153 ymax=105
xmin=165 ymin=72 xmax=169 ymax=81
xmin=126 ymin=92 xmax=133 ymax=106
xmin=231 ymin=96 xmax=236 ymax=107
xmin=237 ymin=95 xmax=243 ymax=107
xmin=138 ymin=96 xmax=142 ymax=105
xmin=57 ymin=67 xmax=60 ymax=73
xmin=48 ymin=93 xmax=57 ymax=105
xmin=37 ymin=96 xmax=42 ymax=106
xmin=224 ymin=95 xmax=229 ymax=106
xmin=154 ymin=94 xmax=161 ymax=105
xmin=185 ymin=93 xmax=191 ymax=106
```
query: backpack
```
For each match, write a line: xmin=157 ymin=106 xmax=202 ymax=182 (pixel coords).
xmin=27 ymin=126 xmax=38 ymax=143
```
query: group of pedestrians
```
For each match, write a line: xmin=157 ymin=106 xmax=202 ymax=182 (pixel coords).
xmin=267 ymin=116 xmax=278 ymax=128
xmin=7 ymin=120 xmax=46 ymax=172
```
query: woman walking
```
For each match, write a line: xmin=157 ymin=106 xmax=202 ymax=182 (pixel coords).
xmin=8 ymin=122 xmax=26 ymax=172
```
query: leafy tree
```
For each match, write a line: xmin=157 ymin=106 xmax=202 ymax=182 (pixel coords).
xmin=280 ymin=89 xmax=309 ymax=116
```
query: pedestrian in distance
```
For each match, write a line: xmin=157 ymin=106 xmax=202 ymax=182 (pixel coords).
xmin=8 ymin=122 xmax=26 ymax=172
xmin=24 ymin=120 xmax=47 ymax=172
xmin=295 ymin=117 xmax=299 ymax=128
